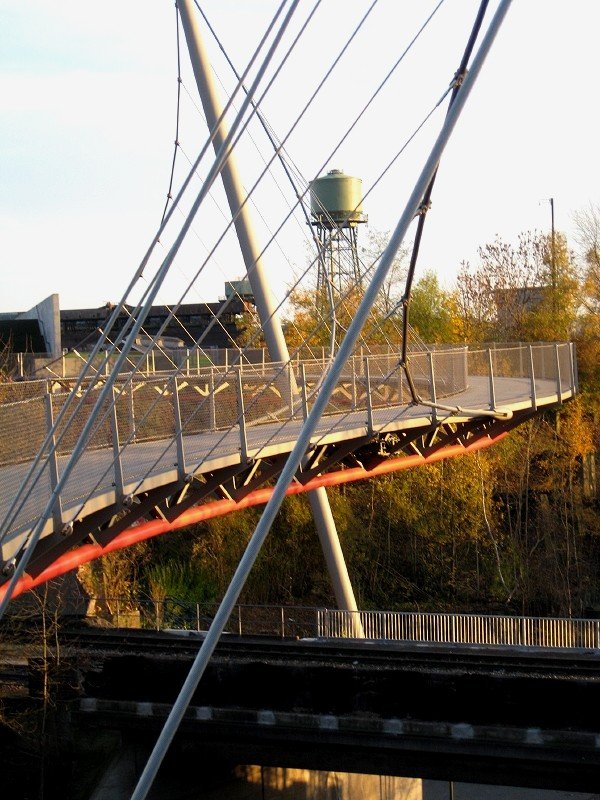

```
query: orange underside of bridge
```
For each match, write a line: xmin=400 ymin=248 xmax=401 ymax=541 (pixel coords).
xmin=1 ymin=432 xmax=507 ymax=602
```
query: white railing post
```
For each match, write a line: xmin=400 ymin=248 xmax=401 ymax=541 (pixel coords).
xmin=236 ymin=368 xmax=248 ymax=462
xmin=209 ymin=367 xmax=217 ymax=430
xmin=554 ymin=344 xmax=562 ymax=402
xmin=43 ymin=390 xmax=64 ymax=530
xmin=569 ymin=342 xmax=578 ymax=392
xmin=300 ymin=363 xmax=309 ymax=421
xmin=110 ymin=386 xmax=125 ymax=502
xmin=171 ymin=376 xmax=186 ymax=482
xmin=428 ymin=351 xmax=437 ymax=423
xmin=288 ymin=362 xmax=295 ymax=417
xmin=128 ymin=383 xmax=136 ymax=443
xmin=363 ymin=356 xmax=373 ymax=435
xmin=528 ymin=346 xmax=537 ymax=411
xmin=487 ymin=348 xmax=496 ymax=411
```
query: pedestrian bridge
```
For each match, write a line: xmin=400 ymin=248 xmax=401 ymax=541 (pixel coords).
xmin=0 ymin=341 xmax=576 ymax=594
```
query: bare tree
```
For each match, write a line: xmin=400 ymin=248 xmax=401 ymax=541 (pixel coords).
xmin=360 ymin=227 xmax=410 ymax=315
xmin=573 ymin=202 xmax=600 ymax=314
xmin=455 ymin=231 xmax=578 ymax=342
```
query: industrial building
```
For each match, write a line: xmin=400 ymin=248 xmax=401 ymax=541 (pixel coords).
xmin=0 ymin=280 xmax=255 ymax=375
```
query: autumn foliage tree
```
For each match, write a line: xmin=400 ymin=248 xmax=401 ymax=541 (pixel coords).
xmin=78 ymin=224 xmax=599 ymax=620
xmin=573 ymin=203 xmax=600 ymax=396
xmin=455 ymin=231 xmax=578 ymax=343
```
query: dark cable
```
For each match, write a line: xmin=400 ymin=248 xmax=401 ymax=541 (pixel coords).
xmin=400 ymin=0 xmax=490 ymax=399
xmin=160 ymin=3 xmax=183 ymax=225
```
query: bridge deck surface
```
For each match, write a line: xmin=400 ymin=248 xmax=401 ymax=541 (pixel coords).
xmin=1 ymin=375 xmax=568 ymax=558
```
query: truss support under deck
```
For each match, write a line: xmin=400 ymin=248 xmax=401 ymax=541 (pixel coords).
xmin=178 ymin=0 xmax=360 ymax=618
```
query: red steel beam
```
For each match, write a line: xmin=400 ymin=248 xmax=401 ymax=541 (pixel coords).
xmin=0 ymin=431 xmax=507 ymax=602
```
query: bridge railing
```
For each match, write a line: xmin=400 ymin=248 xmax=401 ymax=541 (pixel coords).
xmin=0 ymin=345 xmax=465 ymax=468
xmin=26 ymin=342 xmax=447 ymax=379
xmin=80 ymin=597 xmax=320 ymax=639
xmin=0 ymin=343 xmax=575 ymax=473
xmin=68 ymin=597 xmax=600 ymax=650
xmin=318 ymin=608 xmax=600 ymax=649
xmin=0 ymin=343 xmax=577 ymax=548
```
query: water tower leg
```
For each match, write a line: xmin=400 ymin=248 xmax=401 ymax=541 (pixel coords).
xmin=178 ymin=0 xmax=361 ymax=623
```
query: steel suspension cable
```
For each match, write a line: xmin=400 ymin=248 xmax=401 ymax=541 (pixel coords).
xmin=399 ymin=0 xmax=490 ymax=401
xmin=0 ymin=75 xmax=449 ymax=566
xmin=128 ymin=5 xmax=513 ymax=797
xmin=0 ymin=0 xmax=302 ymax=619
xmin=114 ymin=0 xmax=443 ymax=374
xmin=160 ymin=3 xmax=183 ymax=226
xmin=1 ymin=0 xmax=448 ymax=571
xmin=56 ymin=80 xmax=457 ymax=524
xmin=195 ymin=0 xmax=445 ymax=357
xmin=132 ymin=0 xmax=439 ymax=371
xmin=0 ymin=0 xmax=290 ymax=542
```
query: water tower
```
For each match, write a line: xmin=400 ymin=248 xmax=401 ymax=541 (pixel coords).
xmin=309 ymin=169 xmax=367 ymax=295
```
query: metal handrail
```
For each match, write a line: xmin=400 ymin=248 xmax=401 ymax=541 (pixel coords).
xmin=318 ymin=608 xmax=600 ymax=649
xmin=0 ymin=342 xmax=578 ymax=558
xmin=70 ymin=596 xmax=600 ymax=650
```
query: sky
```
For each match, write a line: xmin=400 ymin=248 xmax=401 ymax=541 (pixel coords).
xmin=1 ymin=0 xmax=599 ymax=314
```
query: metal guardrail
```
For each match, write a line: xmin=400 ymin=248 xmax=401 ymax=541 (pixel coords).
xmin=24 ymin=343 xmax=447 ymax=379
xmin=0 ymin=342 xmax=577 ymax=555
xmin=0 ymin=343 xmax=576 ymax=470
xmin=74 ymin=597 xmax=600 ymax=650
xmin=81 ymin=598 xmax=320 ymax=640
xmin=318 ymin=608 xmax=600 ymax=649
xmin=0 ymin=346 xmax=472 ymax=470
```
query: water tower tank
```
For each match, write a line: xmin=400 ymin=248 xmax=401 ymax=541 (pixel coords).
xmin=309 ymin=169 xmax=367 ymax=227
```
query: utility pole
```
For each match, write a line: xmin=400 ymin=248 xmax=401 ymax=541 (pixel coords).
xmin=541 ymin=197 xmax=557 ymax=313
xmin=550 ymin=196 xmax=556 ymax=294
xmin=547 ymin=197 xmax=557 ymax=314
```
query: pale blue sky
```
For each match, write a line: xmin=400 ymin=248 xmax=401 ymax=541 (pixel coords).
xmin=1 ymin=1 xmax=598 ymax=312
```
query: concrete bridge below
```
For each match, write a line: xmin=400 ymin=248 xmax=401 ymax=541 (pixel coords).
xmin=54 ymin=627 xmax=600 ymax=792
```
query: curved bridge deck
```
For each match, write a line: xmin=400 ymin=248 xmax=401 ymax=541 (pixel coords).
xmin=0 ymin=343 xmax=576 ymax=583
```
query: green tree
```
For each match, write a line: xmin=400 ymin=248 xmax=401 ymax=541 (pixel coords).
xmin=408 ymin=271 xmax=454 ymax=344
